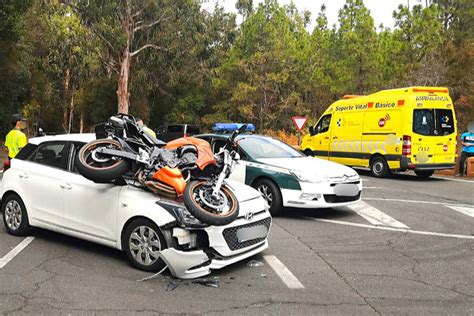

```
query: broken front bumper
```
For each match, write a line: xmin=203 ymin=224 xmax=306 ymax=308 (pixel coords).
xmin=160 ymin=241 xmax=269 ymax=279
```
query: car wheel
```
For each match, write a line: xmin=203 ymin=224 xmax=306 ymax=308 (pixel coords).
xmin=2 ymin=194 xmax=31 ymax=236
xmin=414 ymin=170 xmax=434 ymax=179
xmin=254 ymin=179 xmax=283 ymax=216
xmin=122 ymin=218 xmax=167 ymax=272
xmin=370 ymin=156 xmax=390 ymax=178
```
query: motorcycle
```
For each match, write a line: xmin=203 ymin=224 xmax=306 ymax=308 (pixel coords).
xmin=75 ymin=114 xmax=246 ymax=226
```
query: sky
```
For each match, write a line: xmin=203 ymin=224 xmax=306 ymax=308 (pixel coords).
xmin=202 ymin=0 xmax=429 ymax=31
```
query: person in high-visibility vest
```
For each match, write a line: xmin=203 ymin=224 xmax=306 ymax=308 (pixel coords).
xmin=136 ymin=116 xmax=157 ymax=138
xmin=5 ymin=114 xmax=28 ymax=159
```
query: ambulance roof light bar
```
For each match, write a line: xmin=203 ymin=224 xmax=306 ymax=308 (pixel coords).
xmin=212 ymin=123 xmax=256 ymax=134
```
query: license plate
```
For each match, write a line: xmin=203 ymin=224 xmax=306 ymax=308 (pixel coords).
xmin=236 ymin=225 xmax=268 ymax=243
xmin=334 ymin=183 xmax=359 ymax=197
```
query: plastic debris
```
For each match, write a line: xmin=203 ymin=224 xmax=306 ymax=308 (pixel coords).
xmin=247 ymin=260 xmax=264 ymax=267
xmin=166 ymin=279 xmax=181 ymax=292
xmin=192 ymin=278 xmax=220 ymax=288
xmin=137 ymin=266 xmax=168 ymax=282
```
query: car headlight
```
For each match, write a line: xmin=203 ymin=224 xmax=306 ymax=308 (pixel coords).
xmin=291 ymin=171 xmax=328 ymax=183
xmin=156 ymin=201 xmax=208 ymax=228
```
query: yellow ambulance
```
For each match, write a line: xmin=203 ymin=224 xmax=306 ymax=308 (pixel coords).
xmin=301 ymin=87 xmax=457 ymax=178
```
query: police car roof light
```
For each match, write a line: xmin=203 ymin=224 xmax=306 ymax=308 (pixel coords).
xmin=212 ymin=123 xmax=256 ymax=133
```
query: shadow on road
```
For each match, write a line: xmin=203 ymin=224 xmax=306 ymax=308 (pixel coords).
xmin=355 ymin=168 xmax=446 ymax=182
xmin=281 ymin=206 xmax=354 ymax=220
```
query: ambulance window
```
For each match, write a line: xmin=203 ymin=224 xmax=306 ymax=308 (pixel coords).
xmin=413 ymin=109 xmax=434 ymax=136
xmin=315 ymin=114 xmax=331 ymax=134
xmin=436 ymin=109 xmax=454 ymax=135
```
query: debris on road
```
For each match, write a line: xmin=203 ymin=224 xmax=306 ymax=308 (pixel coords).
xmin=166 ymin=278 xmax=182 ymax=291
xmin=137 ymin=266 xmax=168 ymax=282
xmin=192 ymin=277 xmax=220 ymax=288
xmin=247 ymin=260 xmax=264 ymax=267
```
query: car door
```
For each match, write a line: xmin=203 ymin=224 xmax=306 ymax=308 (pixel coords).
xmin=58 ymin=142 xmax=122 ymax=243
xmin=308 ymin=114 xmax=332 ymax=160
xmin=21 ymin=141 xmax=71 ymax=225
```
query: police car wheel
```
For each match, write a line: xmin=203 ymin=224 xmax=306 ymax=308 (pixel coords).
xmin=370 ymin=156 xmax=390 ymax=178
xmin=254 ymin=179 xmax=282 ymax=216
xmin=2 ymin=194 xmax=32 ymax=236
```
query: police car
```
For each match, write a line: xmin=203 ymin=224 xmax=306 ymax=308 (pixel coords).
xmin=197 ymin=124 xmax=363 ymax=216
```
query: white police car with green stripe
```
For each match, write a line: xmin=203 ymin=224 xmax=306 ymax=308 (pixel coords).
xmin=197 ymin=124 xmax=362 ymax=216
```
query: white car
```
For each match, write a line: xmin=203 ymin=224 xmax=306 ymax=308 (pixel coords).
xmin=0 ymin=134 xmax=271 ymax=279
xmin=197 ymin=134 xmax=363 ymax=215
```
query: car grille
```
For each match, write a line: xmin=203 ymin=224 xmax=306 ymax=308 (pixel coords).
xmin=222 ymin=217 xmax=272 ymax=251
xmin=324 ymin=192 xmax=361 ymax=203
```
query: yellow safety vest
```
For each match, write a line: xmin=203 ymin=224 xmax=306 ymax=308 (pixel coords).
xmin=5 ymin=129 xmax=27 ymax=158
xmin=143 ymin=126 xmax=157 ymax=138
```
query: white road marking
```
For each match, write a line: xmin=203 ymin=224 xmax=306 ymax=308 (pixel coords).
xmin=432 ymin=176 xmax=474 ymax=183
xmin=311 ymin=218 xmax=474 ymax=240
xmin=348 ymin=200 xmax=409 ymax=229
xmin=364 ymin=197 xmax=473 ymax=208
xmin=446 ymin=206 xmax=474 ymax=218
xmin=263 ymin=255 xmax=304 ymax=289
xmin=361 ymin=178 xmax=370 ymax=182
xmin=0 ymin=237 xmax=35 ymax=269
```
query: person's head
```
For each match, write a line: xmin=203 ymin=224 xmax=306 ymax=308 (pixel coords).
xmin=135 ymin=116 xmax=144 ymax=127
xmin=11 ymin=114 xmax=26 ymax=129
xmin=468 ymin=121 xmax=474 ymax=133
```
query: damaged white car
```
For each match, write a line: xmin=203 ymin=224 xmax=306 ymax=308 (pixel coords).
xmin=0 ymin=134 xmax=272 ymax=279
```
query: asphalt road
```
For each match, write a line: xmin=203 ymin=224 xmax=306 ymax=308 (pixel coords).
xmin=0 ymin=172 xmax=473 ymax=315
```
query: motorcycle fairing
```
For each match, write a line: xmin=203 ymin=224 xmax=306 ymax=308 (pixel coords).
xmin=152 ymin=166 xmax=187 ymax=195
xmin=165 ymin=137 xmax=216 ymax=171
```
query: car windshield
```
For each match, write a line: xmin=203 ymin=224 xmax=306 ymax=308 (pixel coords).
xmin=238 ymin=137 xmax=303 ymax=159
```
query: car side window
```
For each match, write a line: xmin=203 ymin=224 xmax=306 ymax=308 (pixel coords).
xmin=28 ymin=142 xmax=70 ymax=170
xmin=314 ymin=114 xmax=332 ymax=134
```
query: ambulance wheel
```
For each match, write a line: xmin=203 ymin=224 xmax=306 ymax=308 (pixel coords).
xmin=370 ymin=156 xmax=390 ymax=178
xmin=414 ymin=170 xmax=434 ymax=179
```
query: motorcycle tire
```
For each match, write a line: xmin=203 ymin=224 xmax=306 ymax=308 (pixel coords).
xmin=183 ymin=180 xmax=239 ymax=226
xmin=76 ymin=139 xmax=130 ymax=183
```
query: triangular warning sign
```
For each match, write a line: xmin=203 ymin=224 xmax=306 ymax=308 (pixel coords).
xmin=292 ymin=116 xmax=307 ymax=132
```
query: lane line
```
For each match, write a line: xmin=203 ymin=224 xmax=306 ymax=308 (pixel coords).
xmin=348 ymin=201 xmax=409 ymax=229
xmin=0 ymin=237 xmax=35 ymax=269
xmin=311 ymin=218 xmax=474 ymax=240
xmin=263 ymin=255 xmax=305 ymax=289
xmin=363 ymin=197 xmax=473 ymax=208
xmin=432 ymin=176 xmax=474 ymax=183
xmin=446 ymin=206 xmax=474 ymax=218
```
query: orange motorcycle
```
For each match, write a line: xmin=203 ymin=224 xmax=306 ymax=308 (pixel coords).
xmin=76 ymin=114 xmax=243 ymax=226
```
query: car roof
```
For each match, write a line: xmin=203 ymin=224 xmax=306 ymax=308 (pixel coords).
xmin=29 ymin=133 xmax=96 ymax=145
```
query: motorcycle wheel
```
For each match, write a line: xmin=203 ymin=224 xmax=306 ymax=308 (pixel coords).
xmin=76 ymin=139 xmax=130 ymax=183
xmin=183 ymin=180 xmax=239 ymax=226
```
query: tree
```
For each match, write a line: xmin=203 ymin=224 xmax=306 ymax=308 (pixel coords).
xmin=74 ymin=0 xmax=177 ymax=114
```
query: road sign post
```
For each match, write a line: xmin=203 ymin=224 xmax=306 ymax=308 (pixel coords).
xmin=292 ymin=116 xmax=308 ymax=146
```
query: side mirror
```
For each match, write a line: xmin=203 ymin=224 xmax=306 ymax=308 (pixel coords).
xmin=109 ymin=116 xmax=125 ymax=129
xmin=309 ymin=126 xmax=314 ymax=135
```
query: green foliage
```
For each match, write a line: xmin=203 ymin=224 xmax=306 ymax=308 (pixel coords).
xmin=0 ymin=0 xmax=472 ymax=136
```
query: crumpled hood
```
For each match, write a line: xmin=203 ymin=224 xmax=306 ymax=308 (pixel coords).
xmin=256 ymin=157 xmax=359 ymax=179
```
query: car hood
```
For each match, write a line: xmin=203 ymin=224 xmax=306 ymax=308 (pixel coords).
xmin=256 ymin=157 xmax=359 ymax=179
xmin=225 ymin=179 xmax=261 ymax=201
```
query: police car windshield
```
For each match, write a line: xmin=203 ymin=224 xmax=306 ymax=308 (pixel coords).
xmin=238 ymin=137 xmax=303 ymax=159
